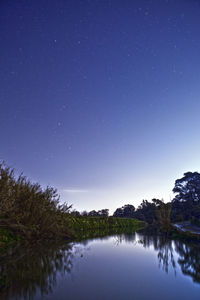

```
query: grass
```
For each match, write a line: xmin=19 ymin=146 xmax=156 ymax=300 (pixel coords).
xmin=67 ymin=216 xmax=144 ymax=236
xmin=68 ymin=216 xmax=145 ymax=240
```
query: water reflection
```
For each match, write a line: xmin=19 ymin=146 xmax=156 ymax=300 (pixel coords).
xmin=0 ymin=241 xmax=82 ymax=300
xmin=117 ymin=230 xmax=200 ymax=283
xmin=1 ymin=231 xmax=200 ymax=299
xmin=140 ymin=232 xmax=200 ymax=283
xmin=113 ymin=232 xmax=137 ymax=246
xmin=175 ymin=241 xmax=200 ymax=283
xmin=137 ymin=233 xmax=176 ymax=274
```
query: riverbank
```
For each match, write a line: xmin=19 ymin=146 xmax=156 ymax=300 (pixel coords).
xmin=0 ymin=216 xmax=145 ymax=251
xmin=68 ymin=216 xmax=144 ymax=232
xmin=69 ymin=216 xmax=145 ymax=240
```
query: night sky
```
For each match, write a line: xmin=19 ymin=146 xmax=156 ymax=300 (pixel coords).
xmin=1 ymin=0 xmax=200 ymax=213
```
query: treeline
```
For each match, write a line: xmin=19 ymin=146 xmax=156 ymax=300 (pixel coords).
xmin=72 ymin=201 xmax=171 ymax=232
xmin=72 ymin=172 xmax=200 ymax=231
xmin=71 ymin=209 xmax=109 ymax=217
xmin=1 ymin=160 xmax=200 ymax=242
xmin=114 ymin=201 xmax=171 ymax=231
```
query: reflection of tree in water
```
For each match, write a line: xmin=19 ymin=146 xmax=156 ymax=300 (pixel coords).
xmin=138 ymin=232 xmax=200 ymax=283
xmin=174 ymin=241 xmax=200 ymax=284
xmin=0 ymin=228 xmax=141 ymax=300
xmin=2 ymin=231 xmax=200 ymax=299
xmin=82 ymin=231 xmax=200 ymax=284
xmin=114 ymin=232 xmax=137 ymax=246
xmin=137 ymin=233 xmax=176 ymax=274
xmin=0 ymin=241 xmax=84 ymax=300
xmin=111 ymin=231 xmax=177 ymax=274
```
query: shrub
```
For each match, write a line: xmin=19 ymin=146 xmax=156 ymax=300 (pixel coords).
xmin=0 ymin=162 xmax=72 ymax=240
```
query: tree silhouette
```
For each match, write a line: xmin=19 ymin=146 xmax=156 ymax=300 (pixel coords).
xmin=113 ymin=204 xmax=135 ymax=218
xmin=172 ymin=172 xmax=200 ymax=221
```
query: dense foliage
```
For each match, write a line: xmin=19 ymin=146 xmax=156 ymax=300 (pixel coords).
xmin=0 ymin=162 xmax=72 ymax=240
xmin=112 ymin=200 xmax=171 ymax=232
xmin=113 ymin=204 xmax=135 ymax=218
xmin=172 ymin=172 xmax=200 ymax=222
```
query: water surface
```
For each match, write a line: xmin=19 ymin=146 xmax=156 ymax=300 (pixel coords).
xmin=1 ymin=231 xmax=200 ymax=300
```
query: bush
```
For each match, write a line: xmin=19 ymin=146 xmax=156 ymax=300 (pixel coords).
xmin=0 ymin=162 xmax=72 ymax=240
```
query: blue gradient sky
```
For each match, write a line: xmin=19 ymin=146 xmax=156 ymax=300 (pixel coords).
xmin=1 ymin=0 xmax=200 ymax=213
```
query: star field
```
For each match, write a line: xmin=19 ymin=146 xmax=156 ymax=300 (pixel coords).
xmin=1 ymin=0 xmax=200 ymax=213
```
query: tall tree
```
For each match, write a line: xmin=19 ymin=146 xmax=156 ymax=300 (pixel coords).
xmin=134 ymin=200 xmax=156 ymax=224
xmin=98 ymin=209 xmax=109 ymax=217
xmin=173 ymin=172 xmax=200 ymax=203
xmin=153 ymin=199 xmax=171 ymax=231
xmin=113 ymin=204 xmax=135 ymax=218
xmin=172 ymin=172 xmax=200 ymax=221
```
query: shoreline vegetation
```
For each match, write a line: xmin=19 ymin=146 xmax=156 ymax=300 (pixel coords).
xmin=1 ymin=161 xmax=200 ymax=250
xmin=0 ymin=162 xmax=145 ymax=250
xmin=69 ymin=216 xmax=145 ymax=241
xmin=0 ymin=217 xmax=145 ymax=253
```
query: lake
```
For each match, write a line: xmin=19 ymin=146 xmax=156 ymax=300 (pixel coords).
xmin=1 ymin=230 xmax=200 ymax=300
